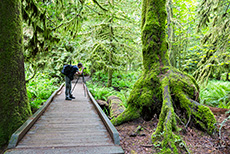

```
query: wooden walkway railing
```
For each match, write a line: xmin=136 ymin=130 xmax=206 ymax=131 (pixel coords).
xmin=5 ymin=79 xmax=124 ymax=154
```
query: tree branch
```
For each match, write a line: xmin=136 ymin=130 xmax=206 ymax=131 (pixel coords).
xmin=85 ymin=4 xmax=102 ymax=15
xmin=26 ymin=68 xmax=37 ymax=83
xmin=92 ymin=0 xmax=108 ymax=11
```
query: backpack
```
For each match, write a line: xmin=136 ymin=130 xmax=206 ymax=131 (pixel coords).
xmin=61 ymin=65 xmax=72 ymax=75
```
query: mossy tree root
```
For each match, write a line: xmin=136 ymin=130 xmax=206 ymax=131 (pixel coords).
xmin=111 ymin=68 xmax=216 ymax=153
xmin=152 ymin=78 xmax=180 ymax=153
xmin=152 ymin=77 xmax=189 ymax=153
xmin=151 ymin=71 xmax=216 ymax=153
xmin=110 ymin=106 xmax=140 ymax=125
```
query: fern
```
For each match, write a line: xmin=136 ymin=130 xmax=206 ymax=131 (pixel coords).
xmin=26 ymin=72 xmax=59 ymax=112
xmin=200 ymin=80 xmax=230 ymax=108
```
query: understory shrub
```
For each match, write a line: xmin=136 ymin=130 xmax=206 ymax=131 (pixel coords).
xmin=200 ymin=80 xmax=230 ymax=109
xmin=27 ymin=72 xmax=59 ymax=112
xmin=87 ymin=71 xmax=140 ymax=107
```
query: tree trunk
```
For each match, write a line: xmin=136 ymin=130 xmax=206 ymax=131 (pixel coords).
xmin=0 ymin=0 xmax=32 ymax=146
xmin=227 ymin=72 xmax=230 ymax=81
xmin=107 ymin=45 xmax=113 ymax=87
xmin=107 ymin=15 xmax=114 ymax=87
xmin=111 ymin=0 xmax=216 ymax=153
xmin=107 ymin=67 xmax=113 ymax=87
xmin=167 ymin=0 xmax=175 ymax=67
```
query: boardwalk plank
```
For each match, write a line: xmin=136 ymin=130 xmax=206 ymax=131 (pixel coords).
xmin=5 ymin=82 xmax=123 ymax=154
xmin=8 ymin=145 xmax=124 ymax=154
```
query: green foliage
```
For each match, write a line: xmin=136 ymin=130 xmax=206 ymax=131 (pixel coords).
xmin=198 ymin=0 xmax=230 ymax=48
xmin=22 ymin=0 xmax=84 ymax=55
xmin=193 ymin=45 xmax=230 ymax=84
xmin=22 ymin=0 xmax=143 ymax=88
xmin=200 ymin=80 xmax=230 ymax=109
xmin=181 ymin=45 xmax=202 ymax=73
xmin=87 ymin=71 xmax=140 ymax=107
xmin=22 ymin=0 xmax=86 ymax=80
xmin=87 ymin=82 xmax=116 ymax=101
xmin=193 ymin=0 xmax=230 ymax=83
xmin=26 ymin=72 xmax=59 ymax=112
xmin=168 ymin=0 xmax=200 ymax=69
xmin=167 ymin=0 xmax=229 ymax=85
xmin=77 ymin=0 xmax=142 ymax=74
xmin=112 ymin=71 xmax=140 ymax=89
xmin=22 ymin=0 xmax=61 ymax=60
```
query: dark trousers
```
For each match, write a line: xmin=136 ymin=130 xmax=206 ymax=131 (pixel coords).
xmin=65 ymin=76 xmax=72 ymax=98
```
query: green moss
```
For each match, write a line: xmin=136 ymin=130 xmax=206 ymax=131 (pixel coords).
xmin=111 ymin=106 xmax=140 ymax=125
xmin=141 ymin=0 xmax=169 ymax=69
xmin=151 ymin=77 xmax=179 ymax=153
xmin=0 ymin=0 xmax=32 ymax=146
xmin=193 ymin=105 xmax=216 ymax=134
xmin=111 ymin=0 xmax=216 ymax=153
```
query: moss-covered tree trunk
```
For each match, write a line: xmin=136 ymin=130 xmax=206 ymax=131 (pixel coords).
xmin=107 ymin=16 xmax=114 ymax=88
xmin=111 ymin=0 xmax=216 ymax=153
xmin=0 ymin=0 xmax=32 ymax=146
xmin=107 ymin=51 xmax=113 ymax=87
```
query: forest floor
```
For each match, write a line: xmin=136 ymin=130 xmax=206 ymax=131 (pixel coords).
xmin=0 ymin=145 xmax=7 ymax=154
xmin=116 ymin=113 xmax=230 ymax=154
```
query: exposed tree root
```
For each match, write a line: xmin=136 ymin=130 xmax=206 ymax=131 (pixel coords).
xmin=111 ymin=68 xmax=216 ymax=153
xmin=111 ymin=106 xmax=140 ymax=125
xmin=151 ymin=77 xmax=180 ymax=153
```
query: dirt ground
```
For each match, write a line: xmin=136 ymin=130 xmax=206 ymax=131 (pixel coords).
xmin=0 ymin=145 xmax=7 ymax=154
xmin=116 ymin=114 xmax=230 ymax=154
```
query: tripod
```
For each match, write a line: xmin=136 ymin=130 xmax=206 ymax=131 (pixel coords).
xmin=71 ymin=72 xmax=86 ymax=96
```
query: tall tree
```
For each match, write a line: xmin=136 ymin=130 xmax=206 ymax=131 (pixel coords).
xmin=0 ymin=0 xmax=32 ymax=146
xmin=111 ymin=0 xmax=216 ymax=153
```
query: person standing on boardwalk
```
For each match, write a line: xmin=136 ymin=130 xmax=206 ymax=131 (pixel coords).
xmin=63 ymin=62 xmax=84 ymax=100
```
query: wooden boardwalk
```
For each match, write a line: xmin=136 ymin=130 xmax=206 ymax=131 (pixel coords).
xmin=5 ymin=80 xmax=123 ymax=154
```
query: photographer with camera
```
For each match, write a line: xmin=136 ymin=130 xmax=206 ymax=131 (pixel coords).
xmin=62 ymin=62 xmax=85 ymax=101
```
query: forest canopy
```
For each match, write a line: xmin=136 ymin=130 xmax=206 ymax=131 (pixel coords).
xmin=0 ymin=0 xmax=229 ymax=153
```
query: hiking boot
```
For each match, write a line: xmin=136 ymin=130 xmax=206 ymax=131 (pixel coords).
xmin=70 ymin=95 xmax=75 ymax=99
xmin=65 ymin=97 xmax=72 ymax=101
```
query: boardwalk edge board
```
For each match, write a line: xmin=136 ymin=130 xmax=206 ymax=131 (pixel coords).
xmin=7 ymin=83 xmax=65 ymax=149
xmin=84 ymin=84 xmax=121 ymax=145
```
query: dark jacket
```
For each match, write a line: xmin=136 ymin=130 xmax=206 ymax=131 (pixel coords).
xmin=67 ymin=65 xmax=79 ymax=80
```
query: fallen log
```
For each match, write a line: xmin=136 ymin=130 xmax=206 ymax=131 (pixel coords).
xmin=107 ymin=96 xmax=125 ymax=119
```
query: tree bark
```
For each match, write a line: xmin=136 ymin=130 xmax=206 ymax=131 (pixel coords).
xmin=167 ymin=0 xmax=176 ymax=67
xmin=227 ymin=72 xmax=230 ymax=81
xmin=107 ymin=16 xmax=114 ymax=87
xmin=111 ymin=0 xmax=216 ymax=153
xmin=0 ymin=0 xmax=32 ymax=146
